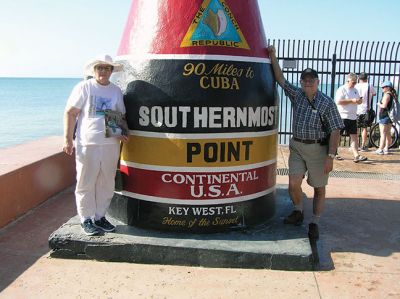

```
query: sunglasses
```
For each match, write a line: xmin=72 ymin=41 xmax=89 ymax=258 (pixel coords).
xmin=95 ymin=66 xmax=113 ymax=72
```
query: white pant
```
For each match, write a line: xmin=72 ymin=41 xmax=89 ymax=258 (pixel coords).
xmin=75 ymin=144 xmax=120 ymax=222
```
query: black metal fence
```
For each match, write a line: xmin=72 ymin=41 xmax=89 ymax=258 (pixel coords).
xmin=268 ymin=39 xmax=400 ymax=145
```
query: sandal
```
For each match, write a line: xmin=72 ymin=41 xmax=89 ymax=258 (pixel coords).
xmin=335 ymin=155 xmax=344 ymax=161
xmin=353 ymin=155 xmax=368 ymax=163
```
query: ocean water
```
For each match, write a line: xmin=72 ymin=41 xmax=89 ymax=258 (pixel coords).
xmin=0 ymin=78 xmax=81 ymax=149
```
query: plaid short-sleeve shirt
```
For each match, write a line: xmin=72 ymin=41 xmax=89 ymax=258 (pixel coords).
xmin=283 ymin=80 xmax=344 ymax=140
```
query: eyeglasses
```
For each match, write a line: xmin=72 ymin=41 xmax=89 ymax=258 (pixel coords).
xmin=95 ymin=65 xmax=113 ymax=72
xmin=300 ymin=78 xmax=318 ymax=84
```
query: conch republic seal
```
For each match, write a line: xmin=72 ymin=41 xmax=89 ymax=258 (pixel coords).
xmin=109 ymin=0 xmax=278 ymax=232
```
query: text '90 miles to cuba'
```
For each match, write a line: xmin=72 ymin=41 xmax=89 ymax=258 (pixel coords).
xmin=183 ymin=62 xmax=253 ymax=90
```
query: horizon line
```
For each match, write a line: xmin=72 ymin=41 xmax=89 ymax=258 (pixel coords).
xmin=0 ymin=76 xmax=82 ymax=79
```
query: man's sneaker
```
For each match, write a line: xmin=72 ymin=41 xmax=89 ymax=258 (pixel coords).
xmin=308 ymin=223 xmax=319 ymax=240
xmin=383 ymin=149 xmax=390 ymax=155
xmin=81 ymin=219 xmax=101 ymax=236
xmin=359 ymin=146 xmax=368 ymax=152
xmin=283 ymin=210 xmax=304 ymax=226
xmin=94 ymin=217 xmax=115 ymax=232
xmin=353 ymin=155 xmax=368 ymax=163
xmin=375 ymin=149 xmax=384 ymax=155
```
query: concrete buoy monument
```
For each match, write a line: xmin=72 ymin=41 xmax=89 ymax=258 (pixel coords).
xmin=109 ymin=0 xmax=278 ymax=232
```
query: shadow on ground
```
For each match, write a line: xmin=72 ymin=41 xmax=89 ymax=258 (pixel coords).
xmin=309 ymin=196 xmax=400 ymax=270
xmin=0 ymin=188 xmax=76 ymax=292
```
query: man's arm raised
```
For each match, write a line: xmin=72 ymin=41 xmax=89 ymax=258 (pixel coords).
xmin=267 ymin=45 xmax=285 ymax=87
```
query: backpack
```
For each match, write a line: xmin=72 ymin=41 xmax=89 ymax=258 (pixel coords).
xmin=389 ymin=96 xmax=400 ymax=124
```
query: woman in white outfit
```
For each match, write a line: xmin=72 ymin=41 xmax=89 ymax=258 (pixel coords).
xmin=63 ymin=55 xmax=128 ymax=236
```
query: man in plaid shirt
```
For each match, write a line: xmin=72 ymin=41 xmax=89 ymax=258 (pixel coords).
xmin=268 ymin=45 xmax=344 ymax=240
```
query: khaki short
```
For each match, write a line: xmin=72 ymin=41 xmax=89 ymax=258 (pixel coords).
xmin=289 ymin=138 xmax=329 ymax=187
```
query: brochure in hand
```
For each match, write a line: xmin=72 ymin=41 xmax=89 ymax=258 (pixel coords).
xmin=104 ymin=109 xmax=128 ymax=138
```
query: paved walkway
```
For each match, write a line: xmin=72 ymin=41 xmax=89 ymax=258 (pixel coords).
xmin=0 ymin=146 xmax=399 ymax=298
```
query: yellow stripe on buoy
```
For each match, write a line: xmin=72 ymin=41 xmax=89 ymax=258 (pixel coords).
xmin=121 ymin=134 xmax=277 ymax=167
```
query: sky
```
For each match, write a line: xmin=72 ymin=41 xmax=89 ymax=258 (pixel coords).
xmin=1 ymin=0 xmax=399 ymax=78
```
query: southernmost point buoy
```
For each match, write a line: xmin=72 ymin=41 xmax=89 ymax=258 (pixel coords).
xmin=109 ymin=0 xmax=278 ymax=232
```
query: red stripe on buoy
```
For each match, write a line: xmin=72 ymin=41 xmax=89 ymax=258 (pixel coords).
xmin=120 ymin=163 xmax=276 ymax=200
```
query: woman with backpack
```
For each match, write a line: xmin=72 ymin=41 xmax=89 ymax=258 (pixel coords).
xmin=376 ymin=81 xmax=398 ymax=154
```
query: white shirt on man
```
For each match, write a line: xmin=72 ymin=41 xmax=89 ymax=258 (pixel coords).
xmin=335 ymin=85 xmax=360 ymax=120
xmin=355 ymin=82 xmax=376 ymax=114
xmin=67 ymin=78 xmax=125 ymax=146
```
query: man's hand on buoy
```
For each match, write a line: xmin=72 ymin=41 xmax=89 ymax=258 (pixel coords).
xmin=267 ymin=45 xmax=276 ymax=56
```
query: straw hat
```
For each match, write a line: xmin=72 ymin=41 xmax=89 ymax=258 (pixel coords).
xmin=84 ymin=54 xmax=123 ymax=76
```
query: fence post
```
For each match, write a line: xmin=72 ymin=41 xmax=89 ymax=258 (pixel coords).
xmin=330 ymin=53 xmax=337 ymax=98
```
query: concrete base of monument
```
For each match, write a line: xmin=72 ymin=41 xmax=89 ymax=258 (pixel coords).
xmin=48 ymin=185 xmax=316 ymax=270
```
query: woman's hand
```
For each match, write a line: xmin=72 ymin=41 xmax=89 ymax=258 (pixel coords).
xmin=62 ymin=139 xmax=74 ymax=155
xmin=119 ymin=135 xmax=129 ymax=143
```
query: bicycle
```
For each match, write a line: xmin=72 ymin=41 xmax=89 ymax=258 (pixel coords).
xmin=369 ymin=121 xmax=399 ymax=148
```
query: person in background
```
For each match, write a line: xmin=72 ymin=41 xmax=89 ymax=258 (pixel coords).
xmin=355 ymin=72 xmax=376 ymax=151
xmin=267 ymin=45 xmax=343 ymax=240
xmin=376 ymin=81 xmax=397 ymax=154
xmin=63 ymin=54 xmax=128 ymax=236
xmin=335 ymin=73 xmax=368 ymax=163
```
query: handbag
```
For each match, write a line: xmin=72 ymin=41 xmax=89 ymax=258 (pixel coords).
xmin=114 ymin=143 xmax=123 ymax=192
xmin=115 ymin=168 xmax=123 ymax=192
xmin=366 ymin=108 xmax=376 ymax=125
